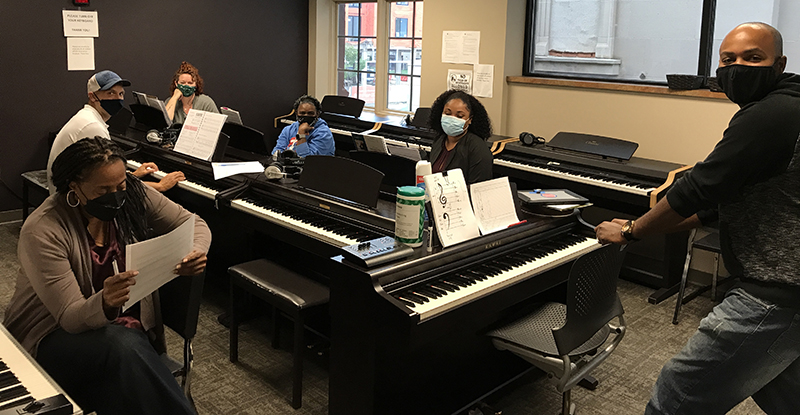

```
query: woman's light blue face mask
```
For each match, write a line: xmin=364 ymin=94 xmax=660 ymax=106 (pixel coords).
xmin=441 ymin=114 xmax=468 ymax=137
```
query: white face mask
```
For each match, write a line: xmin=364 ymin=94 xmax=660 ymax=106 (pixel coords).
xmin=441 ymin=114 xmax=467 ymax=136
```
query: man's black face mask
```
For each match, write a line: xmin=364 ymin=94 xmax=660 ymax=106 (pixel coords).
xmin=716 ymin=62 xmax=780 ymax=106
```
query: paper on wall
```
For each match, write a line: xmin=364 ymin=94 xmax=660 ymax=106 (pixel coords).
xmin=473 ymin=64 xmax=494 ymax=98
xmin=441 ymin=31 xmax=480 ymax=64
xmin=62 ymin=10 xmax=99 ymax=37
xmin=448 ymin=69 xmax=473 ymax=94
xmin=67 ymin=37 xmax=94 ymax=71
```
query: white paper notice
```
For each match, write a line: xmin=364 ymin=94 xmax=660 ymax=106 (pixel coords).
xmin=212 ymin=161 xmax=265 ymax=180
xmin=441 ymin=31 xmax=480 ymax=64
xmin=62 ymin=10 xmax=99 ymax=37
xmin=66 ymin=37 xmax=94 ymax=71
xmin=424 ymin=169 xmax=480 ymax=247
xmin=473 ymin=64 xmax=494 ymax=98
xmin=470 ymin=177 xmax=520 ymax=234
xmin=124 ymin=215 xmax=195 ymax=311
xmin=448 ymin=69 xmax=473 ymax=94
xmin=174 ymin=109 xmax=228 ymax=161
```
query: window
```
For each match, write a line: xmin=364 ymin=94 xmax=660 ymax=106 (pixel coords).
xmin=524 ymin=0 xmax=800 ymax=84
xmin=336 ymin=1 xmax=423 ymax=114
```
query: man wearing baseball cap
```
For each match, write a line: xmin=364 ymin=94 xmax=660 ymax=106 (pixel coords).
xmin=46 ymin=70 xmax=184 ymax=194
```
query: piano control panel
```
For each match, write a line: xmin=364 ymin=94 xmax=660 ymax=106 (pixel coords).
xmin=342 ymin=236 xmax=415 ymax=268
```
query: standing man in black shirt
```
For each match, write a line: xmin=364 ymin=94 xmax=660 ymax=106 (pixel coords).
xmin=596 ymin=22 xmax=800 ymax=414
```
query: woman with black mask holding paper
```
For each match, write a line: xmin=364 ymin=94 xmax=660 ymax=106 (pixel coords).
xmin=3 ymin=137 xmax=211 ymax=415
xmin=272 ymin=94 xmax=335 ymax=157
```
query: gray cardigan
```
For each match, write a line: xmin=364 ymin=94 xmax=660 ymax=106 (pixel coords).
xmin=3 ymin=184 xmax=212 ymax=356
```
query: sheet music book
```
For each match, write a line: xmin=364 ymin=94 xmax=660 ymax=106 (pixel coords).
xmin=352 ymin=133 xmax=389 ymax=154
xmin=423 ymin=169 xmax=480 ymax=247
xmin=133 ymin=91 xmax=172 ymax=126
xmin=220 ymin=106 xmax=243 ymax=125
xmin=124 ymin=215 xmax=195 ymax=311
xmin=174 ymin=109 xmax=228 ymax=161
xmin=387 ymin=144 xmax=422 ymax=161
xmin=470 ymin=177 xmax=520 ymax=234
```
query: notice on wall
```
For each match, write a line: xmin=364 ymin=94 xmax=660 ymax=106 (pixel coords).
xmin=441 ymin=31 xmax=480 ymax=64
xmin=473 ymin=64 xmax=494 ymax=98
xmin=62 ymin=10 xmax=99 ymax=37
xmin=67 ymin=37 xmax=95 ymax=71
xmin=448 ymin=69 xmax=473 ymax=94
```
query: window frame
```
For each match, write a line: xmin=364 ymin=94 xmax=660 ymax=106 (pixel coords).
xmin=522 ymin=0 xmax=718 ymax=86
xmin=333 ymin=0 xmax=423 ymax=116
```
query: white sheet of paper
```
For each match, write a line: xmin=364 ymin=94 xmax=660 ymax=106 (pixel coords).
xmin=473 ymin=64 xmax=494 ymax=98
xmin=448 ymin=69 xmax=473 ymax=94
xmin=66 ymin=37 xmax=94 ymax=71
xmin=424 ymin=169 xmax=480 ymax=247
xmin=212 ymin=161 xmax=264 ymax=180
xmin=174 ymin=109 xmax=228 ymax=161
xmin=470 ymin=177 xmax=520 ymax=234
xmin=62 ymin=10 xmax=98 ymax=37
xmin=387 ymin=145 xmax=421 ymax=161
xmin=441 ymin=31 xmax=480 ymax=64
xmin=124 ymin=215 xmax=195 ymax=311
xmin=362 ymin=134 xmax=389 ymax=154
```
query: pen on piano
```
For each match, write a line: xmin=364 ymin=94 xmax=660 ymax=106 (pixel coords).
xmin=507 ymin=220 xmax=527 ymax=228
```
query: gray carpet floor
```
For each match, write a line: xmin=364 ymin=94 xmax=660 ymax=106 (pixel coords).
xmin=0 ymin=220 xmax=762 ymax=415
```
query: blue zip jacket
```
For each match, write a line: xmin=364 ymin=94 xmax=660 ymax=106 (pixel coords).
xmin=272 ymin=118 xmax=335 ymax=157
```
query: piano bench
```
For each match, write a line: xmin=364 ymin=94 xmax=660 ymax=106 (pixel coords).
xmin=227 ymin=259 xmax=330 ymax=410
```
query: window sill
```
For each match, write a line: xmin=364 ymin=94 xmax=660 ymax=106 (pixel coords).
xmin=507 ymin=76 xmax=728 ymax=100
xmin=533 ymin=56 xmax=621 ymax=76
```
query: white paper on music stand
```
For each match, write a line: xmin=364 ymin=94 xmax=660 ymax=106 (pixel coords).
xmin=388 ymin=144 xmax=421 ymax=161
xmin=174 ymin=109 xmax=228 ymax=160
xmin=212 ymin=161 xmax=264 ymax=180
xmin=124 ymin=215 xmax=195 ymax=312
xmin=470 ymin=177 xmax=519 ymax=234
xmin=361 ymin=134 xmax=390 ymax=154
xmin=424 ymin=169 xmax=480 ymax=247
xmin=221 ymin=107 xmax=243 ymax=125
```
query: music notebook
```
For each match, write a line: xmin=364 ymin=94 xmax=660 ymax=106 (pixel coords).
xmin=470 ymin=177 xmax=520 ymax=234
xmin=424 ymin=169 xmax=480 ymax=247
xmin=174 ymin=109 xmax=228 ymax=161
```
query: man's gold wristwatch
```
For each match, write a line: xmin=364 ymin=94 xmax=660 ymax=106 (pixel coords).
xmin=620 ymin=220 xmax=640 ymax=242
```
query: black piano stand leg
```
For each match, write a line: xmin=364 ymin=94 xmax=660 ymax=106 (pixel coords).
xmin=578 ymin=375 xmax=598 ymax=390
xmin=229 ymin=285 xmax=239 ymax=363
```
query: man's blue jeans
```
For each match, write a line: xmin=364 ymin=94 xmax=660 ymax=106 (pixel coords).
xmin=645 ymin=287 xmax=800 ymax=415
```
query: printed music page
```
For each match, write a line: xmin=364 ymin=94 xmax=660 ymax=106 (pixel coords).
xmin=424 ymin=169 xmax=480 ymax=247
xmin=124 ymin=215 xmax=195 ymax=311
xmin=470 ymin=177 xmax=520 ymax=234
xmin=174 ymin=109 xmax=228 ymax=160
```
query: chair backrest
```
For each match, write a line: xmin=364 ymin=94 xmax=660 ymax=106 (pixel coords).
xmin=222 ymin=122 xmax=268 ymax=155
xmin=158 ymin=273 xmax=205 ymax=340
xmin=552 ymin=244 xmax=626 ymax=356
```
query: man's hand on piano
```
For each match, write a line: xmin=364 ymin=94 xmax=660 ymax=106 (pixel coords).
xmin=594 ymin=218 xmax=628 ymax=245
xmin=132 ymin=162 xmax=159 ymax=178
xmin=175 ymin=250 xmax=207 ymax=276
xmin=102 ymin=270 xmax=137 ymax=318
xmin=153 ymin=171 xmax=186 ymax=192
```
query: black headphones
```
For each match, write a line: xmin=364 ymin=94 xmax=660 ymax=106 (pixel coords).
xmin=519 ymin=132 xmax=545 ymax=146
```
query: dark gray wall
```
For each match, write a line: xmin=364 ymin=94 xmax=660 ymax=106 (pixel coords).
xmin=0 ymin=0 xmax=308 ymax=211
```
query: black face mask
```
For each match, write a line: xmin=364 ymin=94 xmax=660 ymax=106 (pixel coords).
xmin=84 ymin=190 xmax=126 ymax=222
xmin=716 ymin=63 xmax=779 ymax=106
xmin=297 ymin=115 xmax=317 ymax=126
xmin=95 ymin=94 xmax=125 ymax=117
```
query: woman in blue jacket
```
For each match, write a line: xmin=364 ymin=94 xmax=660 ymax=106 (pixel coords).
xmin=272 ymin=95 xmax=335 ymax=157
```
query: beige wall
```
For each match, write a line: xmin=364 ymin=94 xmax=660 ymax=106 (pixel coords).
xmin=312 ymin=0 xmax=739 ymax=165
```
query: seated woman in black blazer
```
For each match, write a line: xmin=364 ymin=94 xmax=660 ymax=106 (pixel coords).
xmin=427 ymin=90 xmax=494 ymax=185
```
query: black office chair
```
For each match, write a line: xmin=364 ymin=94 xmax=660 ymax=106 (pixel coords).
xmin=222 ymin=122 xmax=268 ymax=157
xmin=487 ymin=244 xmax=627 ymax=415
xmin=157 ymin=272 xmax=205 ymax=407
xmin=348 ymin=150 xmax=417 ymax=193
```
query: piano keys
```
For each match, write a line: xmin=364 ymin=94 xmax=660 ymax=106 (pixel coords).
xmin=0 ymin=325 xmax=81 ymax=414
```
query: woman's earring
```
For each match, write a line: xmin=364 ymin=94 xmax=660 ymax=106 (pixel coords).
xmin=67 ymin=190 xmax=80 ymax=208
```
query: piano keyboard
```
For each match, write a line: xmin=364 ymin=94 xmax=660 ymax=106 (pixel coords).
xmin=392 ymin=233 xmax=599 ymax=321
xmin=127 ymin=160 xmax=221 ymax=199
xmin=494 ymin=157 xmax=656 ymax=196
xmin=281 ymin=119 xmax=432 ymax=152
xmin=0 ymin=326 xmax=79 ymax=413
xmin=230 ymin=197 xmax=380 ymax=247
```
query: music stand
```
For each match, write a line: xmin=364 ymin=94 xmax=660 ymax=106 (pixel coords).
xmin=321 ymin=95 xmax=365 ymax=117
xmin=410 ymin=107 xmax=432 ymax=128
xmin=349 ymin=151 xmax=416 ymax=195
xmin=222 ymin=122 xmax=268 ymax=158
xmin=298 ymin=155 xmax=383 ymax=209
xmin=130 ymin=103 xmax=169 ymax=130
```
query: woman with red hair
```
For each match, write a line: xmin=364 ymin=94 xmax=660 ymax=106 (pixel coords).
xmin=165 ymin=61 xmax=219 ymax=125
